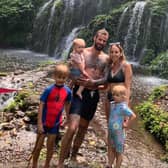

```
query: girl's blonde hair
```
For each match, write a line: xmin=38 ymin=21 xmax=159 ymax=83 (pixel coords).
xmin=112 ymin=85 xmax=127 ymax=99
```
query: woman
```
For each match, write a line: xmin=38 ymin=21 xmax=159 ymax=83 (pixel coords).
xmin=105 ymin=42 xmax=132 ymax=168
xmin=90 ymin=42 xmax=132 ymax=167
xmin=105 ymin=42 xmax=132 ymax=118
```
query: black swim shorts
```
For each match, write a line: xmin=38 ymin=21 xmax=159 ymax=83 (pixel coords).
xmin=69 ymin=85 xmax=99 ymax=121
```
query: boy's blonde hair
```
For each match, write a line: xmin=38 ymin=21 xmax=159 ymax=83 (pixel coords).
xmin=112 ymin=85 xmax=127 ymax=99
xmin=73 ymin=38 xmax=86 ymax=47
xmin=54 ymin=63 xmax=69 ymax=76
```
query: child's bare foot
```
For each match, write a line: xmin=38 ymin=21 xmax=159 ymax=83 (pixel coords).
xmin=76 ymin=91 xmax=82 ymax=99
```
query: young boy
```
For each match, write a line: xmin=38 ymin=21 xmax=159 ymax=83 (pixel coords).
xmin=69 ymin=38 xmax=91 ymax=99
xmin=107 ymin=85 xmax=136 ymax=168
xmin=31 ymin=63 xmax=72 ymax=168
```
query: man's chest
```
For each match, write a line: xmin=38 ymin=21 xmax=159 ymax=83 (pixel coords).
xmin=85 ymin=55 xmax=106 ymax=70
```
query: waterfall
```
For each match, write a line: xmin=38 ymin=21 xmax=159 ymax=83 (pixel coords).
xmin=54 ymin=27 xmax=82 ymax=59
xmin=36 ymin=0 xmax=54 ymax=19
xmin=161 ymin=13 xmax=168 ymax=49
xmin=117 ymin=7 xmax=128 ymax=37
xmin=124 ymin=1 xmax=147 ymax=60
xmin=46 ymin=1 xmax=57 ymax=53
xmin=139 ymin=14 xmax=152 ymax=61
xmin=32 ymin=0 xmax=116 ymax=57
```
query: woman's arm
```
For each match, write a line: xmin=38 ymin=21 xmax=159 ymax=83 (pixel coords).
xmin=123 ymin=62 xmax=132 ymax=104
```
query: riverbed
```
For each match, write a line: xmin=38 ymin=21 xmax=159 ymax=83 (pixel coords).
xmin=0 ymin=49 xmax=168 ymax=167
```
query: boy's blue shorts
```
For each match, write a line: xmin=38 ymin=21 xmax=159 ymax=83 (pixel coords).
xmin=43 ymin=125 xmax=60 ymax=134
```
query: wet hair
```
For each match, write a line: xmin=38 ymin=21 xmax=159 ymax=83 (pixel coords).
xmin=54 ymin=63 xmax=69 ymax=77
xmin=109 ymin=43 xmax=126 ymax=64
xmin=73 ymin=38 xmax=86 ymax=47
xmin=95 ymin=28 xmax=109 ymax=38
xmin=112 ymin=85 xmax=127 ymax=99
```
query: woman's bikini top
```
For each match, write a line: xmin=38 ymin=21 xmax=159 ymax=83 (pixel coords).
xmin=107 ymin=67 xmax=125 ymax=83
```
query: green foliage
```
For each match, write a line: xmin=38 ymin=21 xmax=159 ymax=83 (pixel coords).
xmin=4 ymin=101 xmax=17 ymax=112
xmin=136 ymin=85 xmax=168 ymax=160
xmin=77 ymin=1 xmax=132 ymax=49
xmin=149 ymin=0 xmax=168 ymax=16
xmin=0 ymin=0 xmax=43 ymax=47
xmin=140 ymin=49 xmax=155 ymax=65
xmin=54 ymin=0 xmax=63 ymax=11
xmin=38 ymin=60 xmax=55 ymax=67
xmin=149 ymin=51 xmax=168 ymax=79
xmin=14 ymin=91 xmax=30 ymax=102
xmin=13 ymin=90 xmax=30 ymax=111
xmin=149 ymin=85 xmax=167 ymax=101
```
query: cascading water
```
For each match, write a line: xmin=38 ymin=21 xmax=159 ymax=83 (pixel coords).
xmin=46 ymin=1 xmax=57 ymax=53
xmin=36 ymin=0 xmax=54 ymax=19
xmin=160 ymin=13 xmax=168 ymax=50
xmin=124 ymin=1 xmax=147 ymax=60
xmin=54 ymin=27 xmax=82 ymax=59
xmin=32 ymin=0 xmax=122 ymax=57
xmin=117 ymin=7 xmax=128 ymax=38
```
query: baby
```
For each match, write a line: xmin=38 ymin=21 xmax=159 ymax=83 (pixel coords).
xmin=69 ymin=38 xmax=91 ymax=99
xmin=107 ymin=85 xmax=136 ymax=168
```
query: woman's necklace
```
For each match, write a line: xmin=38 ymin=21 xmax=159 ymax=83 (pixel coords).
xmin=111 ymin=62 xmax=122 ymax=77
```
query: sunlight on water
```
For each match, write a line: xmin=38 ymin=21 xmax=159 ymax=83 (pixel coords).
xmin=137 ymin=76 xmax=168 ymax=87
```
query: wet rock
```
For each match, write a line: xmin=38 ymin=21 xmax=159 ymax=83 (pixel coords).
xmin=25 ymin=95 xmax=39 ymax=106
xmin=0 ymin=122 xmax=15 ymax=130
xmin=25 ymin=111 xmax=37 ymax=124
xmin=4 ymin=113 xmax=14 ymax=122
xmin=14 ymin=70 xmax=24 ymax=75
xmin=15 ymin=111 xmax=25 ymax=118
xmin=23 ymin=116 xmax=31 ymax=123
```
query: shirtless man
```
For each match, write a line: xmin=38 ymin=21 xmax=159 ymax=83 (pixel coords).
xmin=57 ymin=29 xmax=109 ymax=168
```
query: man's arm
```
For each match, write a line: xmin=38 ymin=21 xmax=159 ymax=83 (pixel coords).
xmin=123 ymin=63 xmax=132 ymax=104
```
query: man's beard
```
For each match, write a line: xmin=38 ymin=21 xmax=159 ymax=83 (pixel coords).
xmin=94 ymin=43 xmax=105 ymax=51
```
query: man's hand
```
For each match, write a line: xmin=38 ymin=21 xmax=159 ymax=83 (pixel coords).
xmin=76 ymin=78 xmax=95 ymax=87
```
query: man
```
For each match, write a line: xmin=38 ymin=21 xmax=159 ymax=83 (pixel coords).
xmin=57 ymin=28 xmax=109 ymax=168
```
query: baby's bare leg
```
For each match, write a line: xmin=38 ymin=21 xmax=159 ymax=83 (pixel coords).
xmin=115 ymin=152 xmax=123 ymax=168
xmin=76 ymin=86 xmax=84 ymax=99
